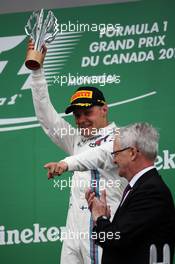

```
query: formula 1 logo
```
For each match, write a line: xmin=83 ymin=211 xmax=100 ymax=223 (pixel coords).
xmin=0 ymin=35 xmax=31 ymax=105
xmin=0 ymin=35 xmax=36 ymax=92
xmin=0 ymin=36 xmax=26 ymax=75
xmin=0 ymin=35 xmax=38 ymax=131
xmin=0 ymin=33 xmax=81 ymax=132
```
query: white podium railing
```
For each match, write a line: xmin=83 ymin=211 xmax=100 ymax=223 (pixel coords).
xmin=149 ymin=244 xmax=170 ymax=264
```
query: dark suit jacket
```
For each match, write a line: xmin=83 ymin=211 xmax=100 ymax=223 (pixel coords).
xmin=93 ymin=168 xmax=175 ymax=264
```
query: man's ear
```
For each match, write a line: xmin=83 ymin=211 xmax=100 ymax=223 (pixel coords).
xmin=101 ymin=104 xmax=108 ymax=114
xmin=130 ymin=147 xmax=138 ymax=161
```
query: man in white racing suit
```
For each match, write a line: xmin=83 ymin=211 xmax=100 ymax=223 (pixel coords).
xmin=30 ymin=44 xmax=127 ymax=264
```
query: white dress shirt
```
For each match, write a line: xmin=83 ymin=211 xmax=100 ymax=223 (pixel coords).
xmin=121 ymin=166 xmax=155 ymax=205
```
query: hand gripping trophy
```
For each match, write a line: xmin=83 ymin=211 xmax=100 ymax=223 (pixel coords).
xmin=25 ymin=9 xmax=59 ymax=70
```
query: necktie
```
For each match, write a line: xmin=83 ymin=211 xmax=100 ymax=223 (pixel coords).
xmin=120 ymin=184 xmax=132 ymax=206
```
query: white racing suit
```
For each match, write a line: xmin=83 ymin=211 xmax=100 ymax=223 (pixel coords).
xmin=31 ymin=69 xmax=127 ymax=264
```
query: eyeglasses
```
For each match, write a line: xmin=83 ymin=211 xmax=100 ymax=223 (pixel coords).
xmin=111 ymin=147 xmax=139 ymax=157
xmin=111 ymin=147 xmax=131 ymax=157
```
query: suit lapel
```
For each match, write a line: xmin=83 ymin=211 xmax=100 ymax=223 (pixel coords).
xmin=117 ymin=168 xmax=159 ymax=210
xmin=113 ymin=168 xmax=160 ymax=222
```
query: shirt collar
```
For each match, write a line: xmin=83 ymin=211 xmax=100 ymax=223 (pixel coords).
xmin=98 ymin=122 xmax=118 ymax=136
xmin=81 ymin=122 xmax=117 ymax=140
xmin=129 ymin=166 xmax=155 ymax=188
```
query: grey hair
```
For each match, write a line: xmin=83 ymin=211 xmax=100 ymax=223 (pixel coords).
xmin=119 ymin=122 xmax=159 ymax=161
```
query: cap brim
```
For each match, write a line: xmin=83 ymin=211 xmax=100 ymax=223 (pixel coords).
xmin=65 ymin=104 xmax=92 ymax=114
xmin=65 ymin=102 xmax=106 ymax=114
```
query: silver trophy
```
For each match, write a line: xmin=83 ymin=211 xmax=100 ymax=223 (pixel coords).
xmin=25 ymin=9 xmax=59 ymax=70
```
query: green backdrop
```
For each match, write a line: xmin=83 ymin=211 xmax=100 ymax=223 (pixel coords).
xmin=0 ymin=0 xmax=175 ymax=263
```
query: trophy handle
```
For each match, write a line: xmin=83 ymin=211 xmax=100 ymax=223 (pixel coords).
xmin=25 ymin=49 xmax=45 ymax=70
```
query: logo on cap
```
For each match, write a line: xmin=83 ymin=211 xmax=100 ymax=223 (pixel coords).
xmin=71 ymin=90 xmax=93 ymax=103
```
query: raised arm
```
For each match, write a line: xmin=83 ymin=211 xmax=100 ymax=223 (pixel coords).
xmin=28 ymin=40 xmax=77 ymax=155
xmin=31 ymin=68 xmax=76 ymax=154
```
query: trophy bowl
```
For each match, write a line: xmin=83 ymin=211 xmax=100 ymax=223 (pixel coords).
xmin=25 ymin=49 xmax=45 ymax=70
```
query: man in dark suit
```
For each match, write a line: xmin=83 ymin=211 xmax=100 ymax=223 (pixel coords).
xmin=86 ymin=122 xmax=175 ymax=264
